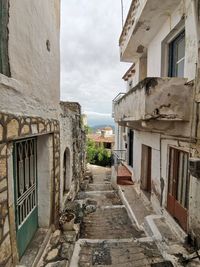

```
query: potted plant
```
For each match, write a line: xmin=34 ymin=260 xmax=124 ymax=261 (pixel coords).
xmin=59 ymin=212 xmax=75 ymax=231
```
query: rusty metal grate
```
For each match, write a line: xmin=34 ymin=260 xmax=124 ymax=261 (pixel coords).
xmin=92 ymin=243 xmax=112 ymax=265
xmin=151 ymin=261 xmax=174 ymax=267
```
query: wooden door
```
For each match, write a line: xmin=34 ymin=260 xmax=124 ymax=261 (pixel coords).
xmin=167 ymin=147 xmax=189 ymax=232
xmin=141 ymin=145 xmax=152 ymax=193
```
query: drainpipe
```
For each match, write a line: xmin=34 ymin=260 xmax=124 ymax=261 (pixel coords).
xmin=192 ymin=0 xmax=199 ymax=42
xmin=189 ymin=0 xmax=200 ymax=144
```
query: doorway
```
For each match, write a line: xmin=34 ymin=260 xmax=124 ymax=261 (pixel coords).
xmin=167 ymin=147 xmax=189 ymax=232
xmin=13 ymin=138 xmax=38 ymax=258
xmin=128 ymin=130 xmax=134 ymax=167
xmin=141 ymin=145 xmax=152 ymax=194
xmin=63 ymin=147 xmax=71 ymax=193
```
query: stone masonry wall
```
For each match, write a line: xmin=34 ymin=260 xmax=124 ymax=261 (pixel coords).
xmin=0 ymin=112 xmax=60 ymax=266
xmin=60 ymin=102 xmax=86 ymax=206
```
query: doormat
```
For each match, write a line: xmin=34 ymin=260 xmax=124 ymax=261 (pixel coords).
xmin=92 ymin=243 xmax=112 ymax=265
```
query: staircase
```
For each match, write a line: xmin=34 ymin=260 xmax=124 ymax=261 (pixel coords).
xmin=117 ymin=165 xmax=134 ymax=185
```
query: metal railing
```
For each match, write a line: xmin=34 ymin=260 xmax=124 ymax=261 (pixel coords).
xmin=112 ymin=150 xmax=127 ymax=174
xmin=112 ymin=150 xmax=127 ymax=176
xmin=112 ymin=93 xmax=125 ymax=118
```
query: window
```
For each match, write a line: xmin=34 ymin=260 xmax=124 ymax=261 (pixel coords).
xmin=169 ymin=31 xmax=185 ymax=77
xmin=0 ymin=0 xmax=10 ymax=76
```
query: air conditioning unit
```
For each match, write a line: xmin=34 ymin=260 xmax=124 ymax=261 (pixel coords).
xmin=189 ymin=158 xmax=200 ymax=179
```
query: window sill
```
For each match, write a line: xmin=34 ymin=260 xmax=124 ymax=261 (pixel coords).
xmin=0 ymin=73 xmax=21 ymax=92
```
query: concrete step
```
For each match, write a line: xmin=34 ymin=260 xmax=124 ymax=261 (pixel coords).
xmin=117 ymin=166 xmax=133 ymax=185
xmin=117 ymin=179 xmax=134 ymax=185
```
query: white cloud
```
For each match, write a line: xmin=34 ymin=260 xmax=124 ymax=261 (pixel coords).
xmin=60 ymin=0 xmax=132 ymax=124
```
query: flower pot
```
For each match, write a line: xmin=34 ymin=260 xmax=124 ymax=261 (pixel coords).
xmin=59 ymin=212 xmax=75 ymax=231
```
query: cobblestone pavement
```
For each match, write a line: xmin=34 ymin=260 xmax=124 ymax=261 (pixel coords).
xmin=70 ymin=165 xmax=168 ymax=267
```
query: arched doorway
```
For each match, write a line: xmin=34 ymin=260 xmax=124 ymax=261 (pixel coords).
xmin=63 ymin=147 xmax=71 ymax=193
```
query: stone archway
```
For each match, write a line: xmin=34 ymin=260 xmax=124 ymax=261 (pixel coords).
xmin=63 ymin=147 xmax=71 ymax=193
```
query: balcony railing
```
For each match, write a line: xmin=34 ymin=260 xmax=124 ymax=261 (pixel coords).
xmin=113 ymin=150 xmax=126 ymax=162
xmin=112 ymin=150 xmax=126 ymax=173
xmin=112 ymin=93 xmax=125 ymax=117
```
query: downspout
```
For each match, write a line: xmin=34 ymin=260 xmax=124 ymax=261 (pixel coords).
xmin=189 ymin=0 xmax=199 ymax=148
xmin=189 ymin=0 xmax=200 ymax=241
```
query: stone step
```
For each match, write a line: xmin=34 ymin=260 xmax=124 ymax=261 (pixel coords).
xmin=117 ymin=165 xmax=132 ymax=179
xmin=117 ymin=166 xmax=133 ymax=185
xmin=117 ymin=179 xmax=134 ymax=186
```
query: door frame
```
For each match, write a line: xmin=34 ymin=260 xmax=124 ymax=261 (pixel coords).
xmin=128 ymin=130 xmax=134 ymax=167
xmin=141 ymin=144 xmax=152 ymax=194
xmin=167 ymin=146 xmax=189 ymax=232
xmin=13 ymin=137 xmax=38 ymax=258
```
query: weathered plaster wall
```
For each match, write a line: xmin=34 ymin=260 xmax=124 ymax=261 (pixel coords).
xmin=60 ymin=102 xmax=86 ymax=210
xmin=0 ymin=0 xmax=60 ymax=119
xmin=189 ymin=175 xmax=200 ymax=246
xmin=0 ymin=1 xmax=61 ymax=265
xmin=37 ymin=135 xmax=54 ymax=228
xmin=114 ymin=78 xmax=193 ymax=134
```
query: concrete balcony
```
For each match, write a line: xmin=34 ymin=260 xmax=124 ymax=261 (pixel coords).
xmin=119 ymin=0 xmax=182 ymax=62
xmin=113 ymin=77 xmax=193 ymax=127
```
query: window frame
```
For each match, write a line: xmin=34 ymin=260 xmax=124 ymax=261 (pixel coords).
xmin=168 ymin=30 xmax=185 ymax=77
xmin=168 ymin=146 xmax=190 ymax=209
xmin=161 ymin=21 xmax=185 ymax=77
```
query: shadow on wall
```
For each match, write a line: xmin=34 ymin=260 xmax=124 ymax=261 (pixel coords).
xmin=63 ymin=147 xmax=72 ymax=193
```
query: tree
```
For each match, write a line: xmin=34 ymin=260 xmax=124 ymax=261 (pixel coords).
xmin=86 ymin=138 xmax=111 ymax=166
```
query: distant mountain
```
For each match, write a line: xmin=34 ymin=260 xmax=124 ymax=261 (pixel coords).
xmin=90 ymin=124 xmax=115 ymax=133
xmin=87 ymin=116 xmax=114 ymax=127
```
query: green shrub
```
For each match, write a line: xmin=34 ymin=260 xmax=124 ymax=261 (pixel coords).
xmin=86 ymin=138 xmax=111 ymax=167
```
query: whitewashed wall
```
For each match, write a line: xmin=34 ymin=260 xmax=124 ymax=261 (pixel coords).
xmin=133 ymin=131 xmax=160 ymax=192
xmin=0 ymin=0 xmax=60 ymax=119
xmin=147 ymin=0 xmax=198 ymax=81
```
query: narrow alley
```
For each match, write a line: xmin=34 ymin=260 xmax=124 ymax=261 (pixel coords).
xmin=69 ymin=165 xmax=172 ymax=267
xmin=1 ymin=1 xmax=200 ymax=266
xmin=18 ymin=165 xmax=200 ymax=267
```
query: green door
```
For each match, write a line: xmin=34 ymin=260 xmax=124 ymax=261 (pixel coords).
xmin=13 ymin=138 xmax=38 ymax=258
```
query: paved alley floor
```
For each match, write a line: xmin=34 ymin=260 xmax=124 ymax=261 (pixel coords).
xmin=70 ymin=165 xmax=168 ymax=267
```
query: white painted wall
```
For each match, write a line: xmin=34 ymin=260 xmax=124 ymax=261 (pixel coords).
xmin=126 ymin=61 xmax=140 ymax=91
xmin=37 ymin=135 xmax=53 ymax=228
xmin=0 ymin=0 xmax=60 ymax=119
xmin=133 ymin=131 xmax=160 ymax=194
xmin=147 ymin=0 xmax=198 ymax=81
xmin=189 ymin=176 xmax=200 ymax=237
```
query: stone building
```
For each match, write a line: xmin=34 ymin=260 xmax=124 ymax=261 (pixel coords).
xmin=0 ymin=1 xmax=86 ymax=266
xmin=113 ymin=0 xmax=200 ymax=246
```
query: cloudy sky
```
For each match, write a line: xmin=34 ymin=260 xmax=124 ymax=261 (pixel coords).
xmin=61 ymin=0 xmax=131 ymax=126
